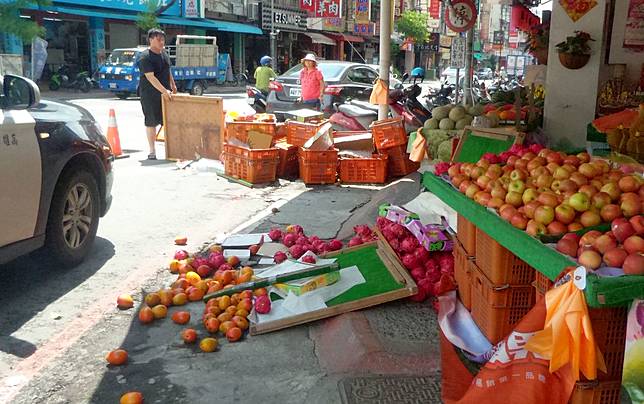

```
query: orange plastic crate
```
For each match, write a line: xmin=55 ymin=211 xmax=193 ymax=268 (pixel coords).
xmin=298 ymin=148 xmax=338 ymax=184
xmin=456 ymin=214 xmax=476 ymax=256
xmin=470 ymin=260 xmax=536 ymax=344
xmin=286 ymin=120 xmax=328 ymax=147
xmin=533 ymin=271 xmax=554 ymax=301
xmin=453 ymin=241 xmax=472 ymax=310
xmin=226 ymin=117 xmax=277 ymax=144
xmin=587 ymin=307 xmax=627 ymax=381
xmin=275 ymin=141 xmax=299 ymax=178
xmin=370 ymin=117 xmax=407 ymax=150
xmin=379 ymin=144 xmax=420 ymax=177
xmin=223 ymin=144 xmax=279 ymax=184
xmin=569 ymin=381 xmax=621 ymax=404
xmin=474 ymin=227 xmax=535 ymax=285
xmin=338 ymin=154 xmax=388 ymax=184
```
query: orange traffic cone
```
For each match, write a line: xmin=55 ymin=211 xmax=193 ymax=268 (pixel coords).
xmin=106 ymin=108 xmax=127 ymax=159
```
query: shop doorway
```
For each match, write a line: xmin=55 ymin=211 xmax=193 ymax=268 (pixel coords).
xmin=43 ymin=19 xmax=90 ymax=79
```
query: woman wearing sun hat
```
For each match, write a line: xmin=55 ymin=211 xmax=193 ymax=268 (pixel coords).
xmin=298 ymin=53 xmax=325 ymax=110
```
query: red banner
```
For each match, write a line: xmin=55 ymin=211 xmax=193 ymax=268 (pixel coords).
xmin=429 ymin=0 xmax=440 ymax=19
xmin=510 ymin=4 xmax=541 ymax=33
xmin=300 ymin=0 xmax=315 ymax=12
xmin=314 ymin=0 xmax=342 ymax=18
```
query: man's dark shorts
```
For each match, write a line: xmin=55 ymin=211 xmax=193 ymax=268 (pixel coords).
xmin=140 ymin=92 xmax=162 ymax=127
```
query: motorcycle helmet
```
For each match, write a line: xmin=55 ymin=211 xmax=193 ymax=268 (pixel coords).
xmin=260 ymin=56 xmax=272 ymax=66
xmin=411 ymin=67 xmax=425 ymax=79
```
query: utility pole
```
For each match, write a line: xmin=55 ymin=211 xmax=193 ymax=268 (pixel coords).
xmin=270 ymin=0 xmax=277 ymax=71
xmin=378 ymin=0 xmax=392 ymax=120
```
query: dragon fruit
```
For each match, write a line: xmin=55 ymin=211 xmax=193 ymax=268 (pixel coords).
xmin=174 ymin=250 xmax=189 ymax=260
xmin=218 ymin=263 xmax=233 ymax=272
xmin=289 ymin=245 xmax=305 ymax=259
xmin=268 ymin=228 xmax=283 ymax=241
xmin=425 ymin=268 xmax=442 ymax=283
xmin=301 ymin=255 xmax=316 ymax=264
xmin=308 ymin=235 xmax=320 ymax=244
xmin=381 ymin=228 xmax=396 ymax=242
xmin=328 ymin=239 xmax=343 ymax=251
xmin=286 ymin=224 xmax=304 ymax=234
xmin=391 ymin=223 xmax=406 ymax=239
xmin=296 ymin=236 xmax=308 ymax=246
xmin=353 ymin=224 xmax=371 ymax=236
xmin=424 ymin=259 xmax=438 ymax=273
xmin=414 ymin=247 xmax=430 ymax=263
xmin=409 ymin=289 xmax=427 ymax=302
xmin=401 ymin=237 xmax=418 ymax=254
xmin=410 ymin=267 xmax=426 ymax=281
xmin=208 ymin=253 xmax=226 ymax=269
xmin=192 ymin=257 xmax=208 ymax=269
xmin=529 ymin=143 xmax=544 ymax=153
xmin=438 ymin=254 xmax=454 ymax=273
xmin=274 ymin=251 xmax=288 ymax=264
xmin=282 ymin=233 xmax=297 ymax=247
xmin=254 ymin=295 xmax=271 ymax=314
xmin=376 ymin=216 xmax=391 ymax=230
xmin=401 ymin=254 xmax=420 ymax=270
xmin=434 ymin=162 xmax=451 ymax=176
xmin=348 ymin=236 xmax=364 ymax=247
xmin=388 ymin=238 xmax=401 ymax=252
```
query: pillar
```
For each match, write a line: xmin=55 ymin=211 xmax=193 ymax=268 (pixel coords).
xmin=88 ymin=17 xmax=105 ymax=72
xmin=543 ymin=0 xmax=608 ymax=150
xmin=233 ymin=32 xmax=244 ymax=75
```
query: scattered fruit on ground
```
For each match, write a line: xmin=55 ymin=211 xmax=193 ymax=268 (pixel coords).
xmin=105 ymin=349 xmax=128 ymax=366
xmin=226 ymin=327 xmax=242 ymax=342
xmin=138 ymin=307 xmax=154 ymax=324
xmin=120 ymin=391 xmax=143 ymax=404
xmin=199 ymin=337 xmax=218 ymax=352
xmin=144 ymin=293 xmax=161 ymax=307
xmin=151 ymin=305 xmax=168 ymax=319
xmin=174 ymin=236 xmax=188 ymax=245
xmin=181 ymin=328 xmax=198 ymax=344
xmin=116 ymin=294 xmax=134 ymax=310
xmin=171 ymin=311 xmax=191 ymax=325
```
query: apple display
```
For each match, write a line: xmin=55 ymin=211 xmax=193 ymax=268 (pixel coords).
xmin=623 ymin=253 xmax=644 ymax=275
xmin=593 ymin=234 xmax=617 ymax=254
xmin=556 ymin=238 xmax=578 ymax=257
xmin=603 ymin=248 xmax=628 ymax=268
xmin=592 ymin=192 xmax=612 ymax=209
xmin=578 ymin=250 xmax=602 ymax=269
xmin=534 ymin=205 xmax=555 ymax=225
xmin=569 ymin=192 xmax=591 ymax=212
xmin=547 ymin=221 xmax=568 ymax=235
xmin=580 ymin=210 xmax=601 ymax=228
xmin=554 ymin=204 xmax=576 ymax=224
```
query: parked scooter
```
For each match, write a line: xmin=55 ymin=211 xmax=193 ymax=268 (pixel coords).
xmin=49 ymin=66 xmax=92 ymax=92
xmin=246 ymin=86 xmax=267 ymax=112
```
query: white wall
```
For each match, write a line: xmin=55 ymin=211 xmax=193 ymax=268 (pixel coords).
xmin=608 ymin=0 xmax=643 ymax=85
xmin=543 ymin=0 xmax=608 ymax=150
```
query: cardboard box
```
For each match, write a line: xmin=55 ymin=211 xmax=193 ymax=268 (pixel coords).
xmin=273 ymin=270 xmax=341 ymax=296
xmin=284 ymin=109 xmax=324 ymax=122
xmin=303 ymin=122 xmax=334 ymax=151
xmin=247 ymin=130 xmax=274 ymax=149
xmin=333 ymin=133 xmax=374 ymax=152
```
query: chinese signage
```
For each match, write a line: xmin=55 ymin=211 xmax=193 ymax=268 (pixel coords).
xmin=353 ymin=23 xmax=375 ymax=36
xmin=449 ymin=36 xmax=466 ymax=68
xmin=184 ymin=0 xmax=203 ymax=18
xmin=493 ymin=30 xmax=504 ymax=45
xmin=307 ymin=17 xmax=345 ymax=32
xmin=355 ymin=0 xmax=370 ymax=23
xmin=314 ymin=0 xmax=342 ymax=18
xmin=429 ymin=0 xmax=440 ymax=19
xmin=445 ymin=0 xmax=477 ymax=33
xmin=301 ymin=0 xmax=315 ymax=12
xmin=510 ymin=4 xmax=540 ymax=33
xmin=54 ymin=0 xmax=181 ymax=16
xmin=559 ymin=0 xmax=597 ymax=22
xmin=624 ymin=0 xmax=644 ymax=49
xmin=262 ymin=6 xmax=308 ymax=31
xmin=415 ymin=33 xmax=440 ymax=51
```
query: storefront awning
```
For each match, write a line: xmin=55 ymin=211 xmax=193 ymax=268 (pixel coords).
xmin=30 ymin=5 xmax=262 ymax=35
xmin=326 ymin=33 xmax=365 ymax=43
xmin=304 ymin=33 xmax=336 ymax=46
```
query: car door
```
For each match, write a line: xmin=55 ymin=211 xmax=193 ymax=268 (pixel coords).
xmin=345 ymin=67 xmax=377 ymax=100
xmin=0 ymin=108 xmax=42 ymax=248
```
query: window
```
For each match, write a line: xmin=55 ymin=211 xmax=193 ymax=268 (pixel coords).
xmin=348 ymin=67 xmax=377 ymax=84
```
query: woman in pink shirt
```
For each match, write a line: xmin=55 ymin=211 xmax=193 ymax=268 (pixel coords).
xmin=299 ymin=53 xmax=325 ymax=110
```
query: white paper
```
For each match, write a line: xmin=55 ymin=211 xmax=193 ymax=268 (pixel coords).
xmin=403 ymin=191 xmax=457 ymax=229
xmin=258 ymin=258 xmax=275 ymax=265
xmin=222 ymin=233 xmax=267 ymax=247
xmin=223 ymin=249 xmax=251 ymax=260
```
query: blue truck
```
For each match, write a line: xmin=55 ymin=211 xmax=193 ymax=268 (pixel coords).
xmin=98 ymin=35 xmax=221 ymax=99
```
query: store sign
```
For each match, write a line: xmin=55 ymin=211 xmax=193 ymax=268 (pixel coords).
xmin=415 ymin=33 xmax=440 ymax=52
xmin=53 ymin=0 xmax=182 ymax=16
xmin=184 ymin=0 xmax=203 ymax=18
xmin=308 ymin=17 xmax=345 ymax=32
xmin=428 ymin=0 xmax=440 ymax=19
xmin=493 ymin=30 xmax=504 ymax=45
xmin=354 ymin=0 xmax=370 ymax=23
xmin=314 ymin=0 xmax=342 ymax=18
xmin=353 ymin=23 xmax=375 ymax=36
xmin=510 ymin=4 xmax=540 ymax=33
xmin=262 ymin=7 xmax=308 ymax=31
xmin=449 ymin=36 xmax=466 ymax=68
xmin=300 ymin=0 xmax=315 ymax=12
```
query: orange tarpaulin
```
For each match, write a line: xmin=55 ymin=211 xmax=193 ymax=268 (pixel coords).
xmin=592 ymin=108 xmax=638 ymax=133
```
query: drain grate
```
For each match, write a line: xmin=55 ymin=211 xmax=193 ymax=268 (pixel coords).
xmin=339 ymin=375 xmax=442 ymax=404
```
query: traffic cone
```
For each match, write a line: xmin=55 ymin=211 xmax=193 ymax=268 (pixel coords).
xmin=106 ymin=108 xmax=127 ymax=159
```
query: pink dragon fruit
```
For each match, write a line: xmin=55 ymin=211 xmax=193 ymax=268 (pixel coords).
xmin=268 ymin=228 xmax=283 ymax=241
xmin=289 ymin=245 xmax=305 ymax=259
xmin=282 ymin=233 xmax=297 ymax=247
xmin=328 ymin=239 xmax=343 ymax=251
xmin=348 ymin=236 xmax=364 ymax=247
xmin=274 ymin=251 xmax=288 ymax=264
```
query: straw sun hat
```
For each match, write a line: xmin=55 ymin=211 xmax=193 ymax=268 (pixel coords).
xmin=301 ymin=53 xmax=318 ymax=64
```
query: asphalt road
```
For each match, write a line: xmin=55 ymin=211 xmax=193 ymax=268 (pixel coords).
xmin=0 ymin=90 xmax=299 ymax=401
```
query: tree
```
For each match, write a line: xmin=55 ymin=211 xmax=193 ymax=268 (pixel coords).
xmin=136 ymin=1 xmax=160 ymax=32
xmin=0 ymin=0 xmax=50 ymax=42
xmin=396 ymin=10 xmax=428 ymax=43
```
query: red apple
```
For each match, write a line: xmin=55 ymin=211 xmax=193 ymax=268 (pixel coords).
xmin=538 ymin=192 xmax=559 ymax=208
xmin=569 ymin=192 xmax=591 ymax=212
xmin=522 ymin=188 xmax=540 ymax=205
xmin=505 ymin=191 xmax=524 ymax=208
xmin=569 ymin=172 xmax=588 ymax=187
xmin=536 ymin=174 xmax=554 ymax=189
xmin=592 ymin=192 xmax=612 ymax=209
xmin=578 ymin=163 xmax=597 ymax=178
xmin=603 ymin=248 xmax=628 ymax=268
xmin=629 ymin=215 xmax=644 ymax=235
xmin=580 ymin=230 xmax=603 ymax=247
xmin=547 ymin=153 xmax=563 ymax=165
xmin=554 ymin=204 xmax=576 ymax=225
xmin=510 ymin=213 xmax=528 ymax=230
xmin=577 ymin=152 xmax=591 ymax=163
xmin=500 ymin=206 xmax=517 ymax=221
xmin=476 ymin=175 xmax=492 ymax=190
xmin=578 ymin=185 xmax=599 ymax=198
xmin=487 ymin=197 xmax=505 ymax=209
xmin=623 ymin=253 xmax=644 ymax=275
xmin=491 ymin=186 xmax=507 ymax=200
xmin=553 ymin=167 xmax=571 ymax=180
xmin=506 ymin=155 xmax=519 ymax=167
xmin=556 ymin=238 xmax=578 ymax=257
xmin=563 ymin=155 xmax=580 ymax=167
xmin=546 ymin=162 xmax=560 ymax=174
xmin=465 ymin=183 xmax=481 ymax=199
xmin=600 ymin=182 xmax=621 ymax=201
xmin=621 ymin=198 xmax=641 ymax=218
xmin=600 ymin=204 xmax=622 ymax=223
xmin=580 ymin=210 xmax=602 ymax=228
xmin=569 ymin=222 xmax=584 ymax=232
xmin=459 ymin=180 xmax=472 ymax=194
xmin=579 ymin=250 xmax=602 ymax=269
xmin=612 ymin=218 xmax=636 ymax=243
xmin=474 ymin=191 xmax=492 ymax=206
xmin=559 ymin=179 xmax=579 ymax=193
xmin=531 ymin=166 xmax=549 ymax=179
xmin=562 ymin=233 xmax=581 ymax=244
xmin=578 ymin=245 xmax=596 ymax=257
xmin=593 ymin=234 xmax=617 ymax=254
xmin=618 ymin=176 xmax=639 ymax=192
xmin=524 ymin=201 xmax=542 ymax=219
xmin=470 ymin=166 xmax=485 ymax=180
xmin=623 ymin=235 xmax=644 ymax=254
xmin=526 ymin=220 xmax=547 ymax=236
xmin=534 ymin=205 xmax=555 ymax=225
xmin=547 ymin=221 xmax=568 ymax=235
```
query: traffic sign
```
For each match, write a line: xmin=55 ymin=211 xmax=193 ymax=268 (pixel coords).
xmin=449 ymin=37 xmax=466 ymax=68
xmin=445 ymin=0 xmax=478 ymax=33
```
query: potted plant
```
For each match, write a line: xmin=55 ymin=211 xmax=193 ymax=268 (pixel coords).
xmin=555 ymin=31 xmax=594 ymax=70
xmin=525 ymin=23 xmax=550 ymax=65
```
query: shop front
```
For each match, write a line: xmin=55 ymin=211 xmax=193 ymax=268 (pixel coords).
xmin=260 ymin=5 xmax=309 ymax=72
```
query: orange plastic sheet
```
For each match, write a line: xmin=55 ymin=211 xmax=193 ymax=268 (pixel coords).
xmin=369 ymin=79 xmax=389 ymax=105
xmin=525 ymin=278 xmax=607 ymax=381
xmin=592 ymin=108 xmax=638 ymax=133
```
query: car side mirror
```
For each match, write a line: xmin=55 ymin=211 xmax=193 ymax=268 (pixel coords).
xmin=394 ymin=83 xmax=403 ymax=90
xmin=3 ymin=75 xmax=40 ymax=109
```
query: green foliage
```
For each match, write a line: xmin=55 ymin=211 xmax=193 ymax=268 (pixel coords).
xmin=555 ymin=31 xmax=594 ymax=55
xmin=136 ymin=2 xmax=160 ymax=32
xmin=396 ymin=11 xmax=428 ymax=43
xmin=0 ymin=0 xmax=50 ymax=42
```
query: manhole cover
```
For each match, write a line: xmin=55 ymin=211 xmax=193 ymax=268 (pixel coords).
xmin=339 ymin=375 xmax=441 ymax=404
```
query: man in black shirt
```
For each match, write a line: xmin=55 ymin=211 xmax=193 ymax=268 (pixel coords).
xmin=138 ymin=28 xmax=177 ymax=160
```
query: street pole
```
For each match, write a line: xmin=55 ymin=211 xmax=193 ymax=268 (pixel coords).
xmin=378 ymin=0 xmax=392 ymax=120
xmin=462 ymin=28 xmax=474 ymax=106
xmin=270 ymin=0 xmax=277 ymax=71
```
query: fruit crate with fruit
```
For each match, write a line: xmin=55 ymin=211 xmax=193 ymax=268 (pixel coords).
xmin=475 ymin=227 xmax=536 ymax=285
xmin=380 ymin=144 xmax=421 ymax=177
xmin=223 ymin=144 xmax=279 ymax=184
xmin=370 ymin=117 xmax=408 ymax=151
xmin=286 ymin=120 xmax=329 ymax=147
xmin=298 ymin=148 xmax=338 ymax=184
xmin=469 ymin=259 xmax=536 ymax=344
xmin=338 ymin=154 xmax=388 ymax=184
xmin=226 ymin=115 xmax=277 ymax=144
xmin=453 ymin=241 xmax=472 ymax=309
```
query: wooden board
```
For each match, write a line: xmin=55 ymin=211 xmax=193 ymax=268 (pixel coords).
xmin=452 ymin=126 xmax=525 ymax=163
xmin=249 ymin=239 xmax=417 ymax=335
xmin=162 ymin=94 xmax=224 ymax=161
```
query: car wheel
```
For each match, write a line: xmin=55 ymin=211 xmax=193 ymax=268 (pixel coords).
xmin=117 ymin=92 xmax=130 ymax=100
xmin=191 ymin=82 xmax=204 ymax=96
xmin=44 ymin=170 xmax=100 ymax=267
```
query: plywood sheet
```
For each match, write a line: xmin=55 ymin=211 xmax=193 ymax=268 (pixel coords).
xmin=162 ymin=94 xmax=224 ymax=160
